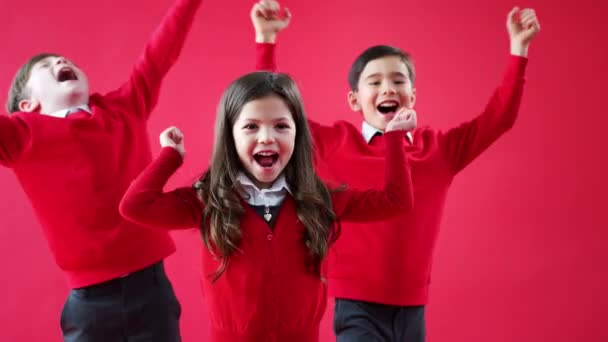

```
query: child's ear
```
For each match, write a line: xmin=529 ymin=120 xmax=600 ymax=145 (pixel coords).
xmin=348 ymin=91 xmax=361 ymax=111
xmin=18 ymin=98 xmax=40 ymax=113
xmin=408 ymin=88 xmax=417 ymax=108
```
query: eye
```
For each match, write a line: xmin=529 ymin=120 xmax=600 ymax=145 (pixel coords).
xmin=276 ymin=123 xmax=291 ymax=129
xmin=243 ymin=123 xmax=258 ymax=130
xmin=394 ymin=79 xmax=405 ymax=85
xmin=369 ymin=81 xmax=381 ymax=86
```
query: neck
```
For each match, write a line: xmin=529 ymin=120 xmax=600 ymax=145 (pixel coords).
xmin=252 ymin=179 xmax=273 ymax=190
xmin=365 ymin=120 xmax=385 ymax=132
xmin=40 ymin=93 xmax=88 ymax=115
xmin=241 ymin=171 xmax=276 ymax=190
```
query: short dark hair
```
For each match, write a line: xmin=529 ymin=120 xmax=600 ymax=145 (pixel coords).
xmin=347 ymin=45 xmax=415 ymax=91
xmin=6 ymin=53 xmax=60 ymax=113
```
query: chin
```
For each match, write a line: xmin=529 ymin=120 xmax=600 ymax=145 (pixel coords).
xmin=248 ymin=169 xmax=272 ymax=183
xmin=374 ymin=120 xmax=389 ymax=131
xmin=259 ymin=172 xmax=279 ymax=183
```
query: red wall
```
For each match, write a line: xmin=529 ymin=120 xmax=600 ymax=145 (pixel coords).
xmin=1 ymin=0 xmax=606 ymax=341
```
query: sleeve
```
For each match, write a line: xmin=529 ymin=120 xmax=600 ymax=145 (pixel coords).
xmin=331 ymin=131 xmax=413 ymax=222
xmin=108 ymin=0 xmax=203 ymax=120
xmin=119 ymin=147 xmax=203 ymax=230
xmin=439 ymin=56 xmax=528 ymax=175
xmin=255 ymin=42 xmax=277 ymax=71
xmin=308 ymin=119 xmax=338 ymax=164
xmin=0 ymin=115 xmax=31 ymax=167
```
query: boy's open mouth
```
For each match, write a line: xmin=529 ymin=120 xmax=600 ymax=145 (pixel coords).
xmin=254 ymin=151 xmax=279 ymax=168
xmin=57 ymin=67 xmax=78 ymax=82
xmin=377 ymin=100 xmax=399 ymax=115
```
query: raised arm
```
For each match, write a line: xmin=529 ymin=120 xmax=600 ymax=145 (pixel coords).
xmin=332 ymin=109 xmax=416 ymax=221
xmin=109 ymin=0 xmax=203 ymax=119
xmin=440 ymin=7 xmax=540 ymax=174
xmin=0 ymin=115 xmax=31 ymax=167
xmin=251 ymin=0 xmax=290 ymax=71
xmin=119 ymin=127 xmax=202 ymax=229
xmin=250 ymin=1 xmax=349 ymax=166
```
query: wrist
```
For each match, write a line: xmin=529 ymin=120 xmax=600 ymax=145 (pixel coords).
xmin=510 ymin=42 xmax=529 ymax=57
xmin=255 ymin=32 xmax=277 ymax=44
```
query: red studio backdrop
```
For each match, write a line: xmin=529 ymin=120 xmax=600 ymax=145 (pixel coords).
xmin=1 ymin=0 xmax=607 ymax=341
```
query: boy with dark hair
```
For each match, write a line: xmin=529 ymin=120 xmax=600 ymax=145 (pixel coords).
xmin=251 ymin=1 xmax=540 ymax=340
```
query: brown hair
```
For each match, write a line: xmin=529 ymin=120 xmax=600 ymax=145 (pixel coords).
xmin=195 ymin=71 xmax=341 ymax=281
xmin=6 ymin=53 xmax=59 ymax=113
xmin=348 ymin=45 xmax=415 ymax=91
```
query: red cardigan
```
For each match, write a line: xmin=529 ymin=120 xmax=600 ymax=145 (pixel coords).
xmin=0 ymin=0 xmax=202 ymax=288
xmin=119 ymin=130 xmax=412 ymax=341
xmin=256 ymin=42 xmax=527 ymax=305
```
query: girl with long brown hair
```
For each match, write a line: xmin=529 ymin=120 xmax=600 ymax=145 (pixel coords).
xmin=119 ymin=71 xmax=415 ymax=341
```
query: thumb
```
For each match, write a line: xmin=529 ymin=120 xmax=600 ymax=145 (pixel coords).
xmin=507 ymin=6 xmax=520 ymax=25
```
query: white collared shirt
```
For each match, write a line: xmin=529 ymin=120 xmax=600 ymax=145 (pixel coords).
xmin=47 ymin=104 xmax=92 ymax=118
xmin=361 ymin=121 xmax=413 ymax=144
xmin=362 ymin=121 xmax=384 ymax=143
xmin=236 ymin=172 xmax=291 ymax=206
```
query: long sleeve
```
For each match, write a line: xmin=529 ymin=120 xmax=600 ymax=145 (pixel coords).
xmin=331 ymin=131 xmax=413 ymax=222
xmin=108 ymin=0 xmax=203 ymax=120
xmin=255 ymin=43 xmax=277 ymax=72
xmin=119 ymin=147 xmax=203 ymax=230
xmin=0 ymin=115 xmax=31 ymax=167
xmin=307 ymin=119 xmax=342 ymax=164
xmin=439 ymin=56 xmax=527 ymax=174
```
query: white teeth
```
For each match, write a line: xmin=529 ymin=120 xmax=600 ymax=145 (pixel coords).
xmin=379 ymin=101 xmax=398 ymax=107
xmin=256 ymin=151 xmax=276 ymax=156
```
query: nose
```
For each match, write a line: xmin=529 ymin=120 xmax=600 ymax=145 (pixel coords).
xmin=381 ymin=81 xmax=396 ymax=95
xmin=257 ymin=127 xmax=276 ymax=144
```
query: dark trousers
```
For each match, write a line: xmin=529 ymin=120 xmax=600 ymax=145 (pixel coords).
xmin=60 ymin=261 xmax=181 ymax=342
xmin=334 ymin=298 xmax=425 ymax=342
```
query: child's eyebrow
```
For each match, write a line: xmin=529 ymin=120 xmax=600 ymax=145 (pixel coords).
xmin=240 ymin=116 xmax=292 ymax=123
xmin=239 ymin=117 xmax=260 ymax=122
xmin=274 ymin=115 xmax=292 ymax=122
xmin=364 ymin=72 xmax=408 ymax=80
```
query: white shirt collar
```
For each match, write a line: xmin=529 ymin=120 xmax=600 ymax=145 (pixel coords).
xmin=47 ymin=104 xmax=92 ymax=118
xmin=362 ymin=121 xmax=383 ymax=143
xmin=236 ymin=172 xmax=291 ymax=206
xmin=361 ymin=121 xmax=413 ymax=144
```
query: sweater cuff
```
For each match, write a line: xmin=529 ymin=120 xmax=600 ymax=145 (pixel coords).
xmin=159 ymin=147 xmax=184 ymax=168
xmin=384 ymin=130 xmax=407 ymax=148
xmin=507 ymin=55 xmax=528 ymax=79
xmin=256 ymin=43 xmax=277 ymax=71
xmin=256 ymin=42 xmax=276 ymax=49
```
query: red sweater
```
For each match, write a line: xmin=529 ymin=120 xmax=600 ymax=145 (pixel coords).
xmin=119 ymin=130 xmax=412 ymax=341
xmin=0 ymin=0 xmax=202 ymax=288
xmin=256 ymin=43 xmax=527 ymax=305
